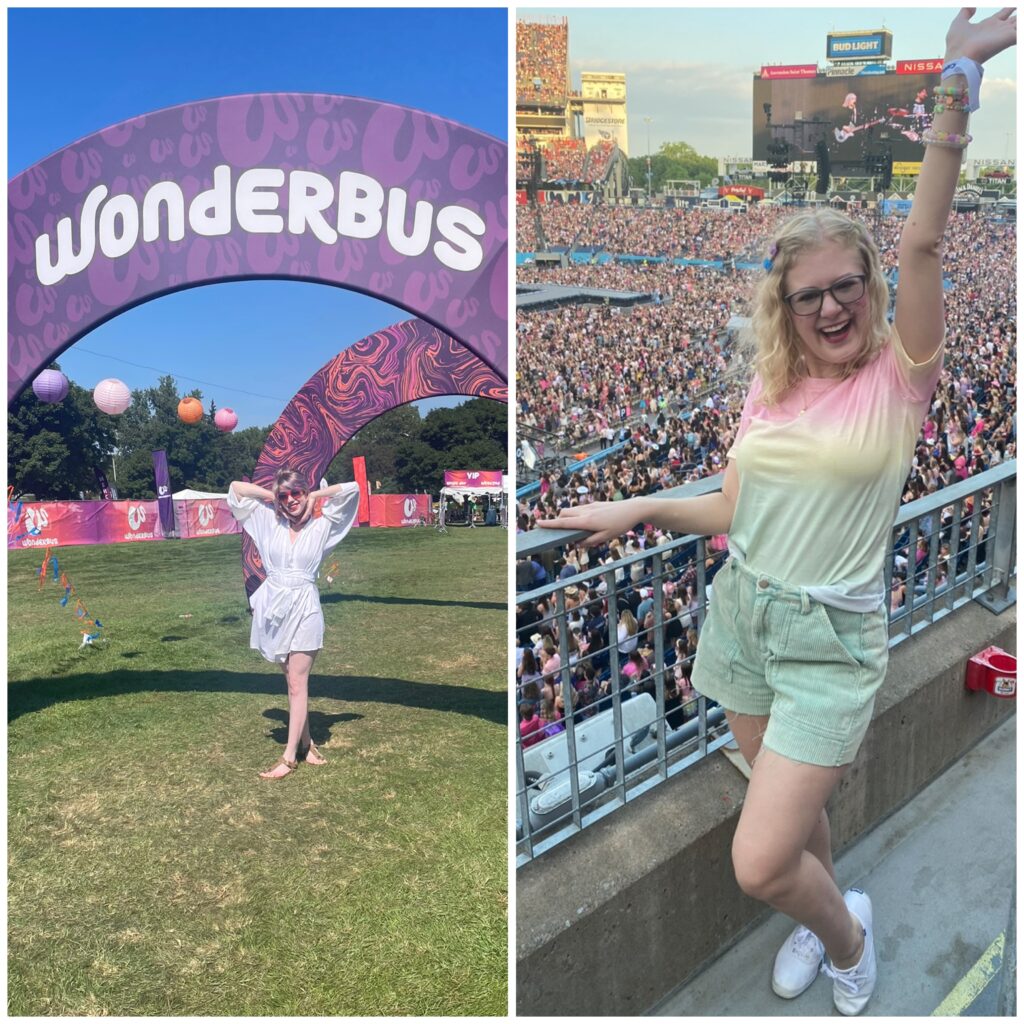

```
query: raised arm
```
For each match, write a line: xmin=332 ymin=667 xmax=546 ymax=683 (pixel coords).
xmin=230 ymin=480 xmax=275 ymax=502
xmin=895 ymin=8 xmax=1016 ymax=364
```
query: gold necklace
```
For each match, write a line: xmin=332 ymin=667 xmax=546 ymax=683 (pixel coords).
xmin=798 ymin=375 xmax=843 ymax=416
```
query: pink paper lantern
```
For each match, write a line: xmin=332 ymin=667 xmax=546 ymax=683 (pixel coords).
xmin=93 ymin=378 xmax=132 ymax=415
xmin=214 ymin=408 xmax=238 ymax=432
xmin=32 ymin=369 xmax=69 ymax=404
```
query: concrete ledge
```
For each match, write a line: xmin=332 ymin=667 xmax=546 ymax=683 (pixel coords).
xmin=516 ymin=602 xmax=1016 ymax=1016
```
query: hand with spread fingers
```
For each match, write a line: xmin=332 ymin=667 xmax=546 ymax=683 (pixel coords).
xmin=945 ymin=7 xmax=1015 ymax=65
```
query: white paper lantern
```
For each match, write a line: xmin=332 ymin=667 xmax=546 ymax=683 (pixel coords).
xmin=93 ymin=378 xmax=132 ymax=415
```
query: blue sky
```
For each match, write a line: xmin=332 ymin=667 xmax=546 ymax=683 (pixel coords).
xmin=8 ymin=7 xmax=508 ymax=429
xmin=521 ymin=7 xmax=1016 ymax=161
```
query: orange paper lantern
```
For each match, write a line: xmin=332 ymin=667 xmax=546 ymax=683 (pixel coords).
xmin=177 ymin=397 xmax=204 ymax=424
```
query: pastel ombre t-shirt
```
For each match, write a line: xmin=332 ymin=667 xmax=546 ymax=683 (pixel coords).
xmin=726 ymin=328 xmax=943 ymax=611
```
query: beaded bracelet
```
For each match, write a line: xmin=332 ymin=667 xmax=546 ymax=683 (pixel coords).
xmin=942 ymin=57 xmax=984 ymax=113
xmin=932 ymin=84 xmax=969 ymax=114
xmin=922 ymin=128 xmax=972 ymax=149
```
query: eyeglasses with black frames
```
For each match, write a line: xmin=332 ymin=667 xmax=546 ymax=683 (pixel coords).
xmin=784 ymin=274 xmax=867 ymax=316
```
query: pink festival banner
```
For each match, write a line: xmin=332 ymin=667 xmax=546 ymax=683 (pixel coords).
xmin=369 ymin=494 xmax=432 ymax=528
xmin=174 ymin=499 xmax=242 ymax=540
xmin=7 ymin=500 xmax=166 ymax=549
xmin=443 ymin=471 xmax=503 ymax=489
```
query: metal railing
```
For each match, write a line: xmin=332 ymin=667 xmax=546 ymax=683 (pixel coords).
xmin=514 ymin=461 xmax=1015 ymax=865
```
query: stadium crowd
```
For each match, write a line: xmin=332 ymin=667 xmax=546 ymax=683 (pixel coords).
xmin=516 ymin=20 xmax=569 ymax=107
xmin=515 ymin=203 xmax=1015 ymax=731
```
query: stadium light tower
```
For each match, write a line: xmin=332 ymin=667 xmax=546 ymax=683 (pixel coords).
xmin=644 ymin=116 xmax=653 ymax=198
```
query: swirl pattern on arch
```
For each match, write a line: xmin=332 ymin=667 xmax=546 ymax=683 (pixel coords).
xmin=241 ymin=318 xmax=506 ymax=599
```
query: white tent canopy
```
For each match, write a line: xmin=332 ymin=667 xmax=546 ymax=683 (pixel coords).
xmin=172 ymin=488 xmax=228 ymax=500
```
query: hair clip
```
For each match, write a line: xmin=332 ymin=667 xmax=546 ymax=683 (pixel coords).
xmin=763 ymin=243 xmax=778 ymax=272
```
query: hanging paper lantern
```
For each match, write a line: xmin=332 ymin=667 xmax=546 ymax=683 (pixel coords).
xmin=93 ymin=378 xmax=132 ymax=415
xmin=214 ymin=407 xmax=238 ymax=432
xmin=178 ymin=397 xmax=205 ymax=424
xmin=32 ymin=369 xmax=69 ymax=404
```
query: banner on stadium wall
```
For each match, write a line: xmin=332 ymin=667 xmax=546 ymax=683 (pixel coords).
xmin=719 ymin=185 xmax=764 ymax=200
xmin=826 ymin=33 xmax=891 ymax=62
xmin=174 ymin=499 xmax=242 ymax=539
xmin=825 ymin=63 xmax=887 ymax=77
xmin=759 ymin=64 xmax=817 ymax=80
xmin=7 ymin=501 xmax=166 ymax=549
xmin=897 ymin=59 xmax=943 ymax=75
xmin=892 ymin=162 xmax=923 ymax=176
xmin=368 ymin=494 xmax=432 ymax=527
xmin=517 ymin=190 xmax=528 ymax=205
xmin=444 ymin=471 xmax=503 ymax=489
xmin=582 ymin=103 xmax=628 ymax=154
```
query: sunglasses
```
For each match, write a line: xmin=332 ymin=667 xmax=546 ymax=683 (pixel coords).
xmin=278 ymin=489 xmax=306 ymax=501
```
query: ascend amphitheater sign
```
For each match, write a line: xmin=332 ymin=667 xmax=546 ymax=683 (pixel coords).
xmin=8 ymin=93 xmax=508 ymax=402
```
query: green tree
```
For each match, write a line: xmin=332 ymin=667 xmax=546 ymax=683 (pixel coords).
xmin=627 ymin=140 xmax=719 ymax=194
xmin=111 ymin=376 xmax=271 ymax=496
xmin=324 ymin=403 xmax=423 ymax=490
xmin=8 ymin=369 xmax=117 ymax=499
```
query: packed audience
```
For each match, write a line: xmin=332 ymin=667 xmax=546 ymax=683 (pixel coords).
xmin=515 ymin=203 xmax=1016 ymax=742
xmin=516 ymin=20 xmax=569 ymax=107
xmin=543 ymin=138 xmax=587 ymax=182
xmin=585 ymin=139 xmax=617 ymax=183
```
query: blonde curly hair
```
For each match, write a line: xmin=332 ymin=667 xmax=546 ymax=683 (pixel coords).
xmin=744 ymin=208 xmax=891 ymax=406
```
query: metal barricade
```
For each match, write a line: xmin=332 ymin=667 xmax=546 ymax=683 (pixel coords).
xmin=514 ymin=461 xmax=1015 ymax=865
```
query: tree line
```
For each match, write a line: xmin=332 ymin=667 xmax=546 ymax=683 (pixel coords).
xmin=625 ymin=141 xmax=720 ymax=194
xmin=8 ymin=368 xmax=507 ymax=500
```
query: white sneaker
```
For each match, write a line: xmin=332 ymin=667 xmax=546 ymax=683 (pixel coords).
xmin=772 ymin=923 xmax=824 ymax=998
xmin=821 ymin=888 xmax=877 ymax=1015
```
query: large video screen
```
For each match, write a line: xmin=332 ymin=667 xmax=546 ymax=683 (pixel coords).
xmin=752 ymin=72 xmax=940 ymax=170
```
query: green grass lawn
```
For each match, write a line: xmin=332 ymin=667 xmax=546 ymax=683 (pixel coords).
xmin=8 ymin=527 xmax=508 ymax=1016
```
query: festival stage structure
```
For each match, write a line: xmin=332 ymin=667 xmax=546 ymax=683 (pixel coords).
xmin=8 ymin=94 xmax=509 ymax=599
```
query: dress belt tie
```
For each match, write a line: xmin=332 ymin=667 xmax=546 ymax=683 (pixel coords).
xmin=263 ymin=570 xmax=316 ymax=629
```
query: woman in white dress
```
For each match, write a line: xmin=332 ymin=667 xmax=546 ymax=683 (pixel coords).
xmin=228 ymin=468 xmax=361 ymax=779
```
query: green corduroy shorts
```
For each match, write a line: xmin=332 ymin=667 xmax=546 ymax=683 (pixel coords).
xmin=692 ymin=557 xmax=889 ymax=767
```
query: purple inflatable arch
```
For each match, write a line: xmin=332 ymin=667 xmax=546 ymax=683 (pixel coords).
xmin=242 ymin=318 xmax=507 ymax=598
xmin=8 ymin=92 xmax=508 ymax=403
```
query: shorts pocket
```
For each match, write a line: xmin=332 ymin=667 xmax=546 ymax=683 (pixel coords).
xmin=814 ymin=603 xmax=866 ymax=669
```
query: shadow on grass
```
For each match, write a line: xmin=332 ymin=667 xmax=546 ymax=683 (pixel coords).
xmin=8 ymin=670 xmax=506 ymax=726
xmin=264 ymin=706 xmax=363 ymax=747
xmin=321 ymin=592 xmax=505 ymax=612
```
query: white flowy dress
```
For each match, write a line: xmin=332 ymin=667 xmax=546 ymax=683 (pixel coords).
xmin=228 ymin=482 xmax=361 ymax=663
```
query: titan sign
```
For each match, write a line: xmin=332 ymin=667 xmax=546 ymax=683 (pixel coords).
xmin=8 ymin=93 xmax=509 ymax=403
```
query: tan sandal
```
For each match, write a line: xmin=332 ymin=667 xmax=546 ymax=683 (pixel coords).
xmin=302 ymin=742 xmax=327 ymax=766
xmin=259 ymin=756 xmax=298 ymax=779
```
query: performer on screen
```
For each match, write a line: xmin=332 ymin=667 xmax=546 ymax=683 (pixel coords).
xmin=539 ymin=8 xmax=1015 ymax=1015
xmin=229 ymin=469 xmax=361 ymax=779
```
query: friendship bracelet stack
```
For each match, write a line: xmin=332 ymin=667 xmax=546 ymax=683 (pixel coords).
xmin=921 ymin=128 xmax=973 ymax=150
xmin=922 ymin=55 xmax=983 ymax=150
xmin=932 ymin=85 xmax=970 ymax=114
